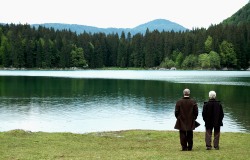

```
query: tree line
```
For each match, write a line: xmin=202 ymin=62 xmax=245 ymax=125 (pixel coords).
xmin=0 ymin=23 xmax=249 ymax=69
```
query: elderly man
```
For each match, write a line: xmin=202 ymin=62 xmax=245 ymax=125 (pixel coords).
xmin=202 ymin=91 xmax=224 ymax=150
xmin=174 ymin=88 xmax=198 ymax=151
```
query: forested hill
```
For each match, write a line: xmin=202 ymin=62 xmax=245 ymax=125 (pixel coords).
xmin=222 ymin=2 xmax=250 ymax=25
xmin=0 ymin=22 xmax=249 ymax=70
xmin=31 ymin=19 xmax=187 ymax=35
xmin=0 ymin=7 xmax=250 ymax=70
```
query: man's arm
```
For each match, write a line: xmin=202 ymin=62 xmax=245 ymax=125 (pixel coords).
xmin=219 ymin=103 xmax=224 ymax=123
xmin=193 ymin=103 xmax=198 ymax=120
xmin=175 ymin=102 xmax=180 ymax=118
xmin=202 ymin=102 xmax=207 ymax=122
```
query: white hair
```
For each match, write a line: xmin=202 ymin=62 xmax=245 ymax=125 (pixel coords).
xmin=209 ymin=91 xmax=216 ymax=99
xmin=183 ymin=88 xmax=190 ymax=96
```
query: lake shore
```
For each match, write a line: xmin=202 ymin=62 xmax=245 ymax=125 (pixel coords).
xmin=1 ymin=129 xmax=249 ymax=160
xmin=0 ymin=66 xmax=249 ymax=71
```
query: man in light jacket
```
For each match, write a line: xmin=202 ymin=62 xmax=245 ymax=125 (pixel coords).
xmin=174 ymin=88 xmax=198 ymax=151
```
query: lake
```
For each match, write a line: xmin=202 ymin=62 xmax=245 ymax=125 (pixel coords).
xmin=0 ymin=70 xmax=249 ymax=133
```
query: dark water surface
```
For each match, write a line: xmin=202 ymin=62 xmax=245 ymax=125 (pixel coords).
xmin=0 ymin=70 xmax=249 ymax=133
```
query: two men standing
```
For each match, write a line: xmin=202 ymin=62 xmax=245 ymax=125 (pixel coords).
xmin=174 ymin=88 xmax=224 ymax=151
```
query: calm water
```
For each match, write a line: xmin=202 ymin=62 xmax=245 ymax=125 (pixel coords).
xmin=0 ymin=70 xmax=249 ymax=133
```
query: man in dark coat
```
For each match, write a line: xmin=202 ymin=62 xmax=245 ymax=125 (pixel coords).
xmin=174 ymin=88 xmax=198 ymax=151
xmin=202 ymin=91 xmax=224 ymax=150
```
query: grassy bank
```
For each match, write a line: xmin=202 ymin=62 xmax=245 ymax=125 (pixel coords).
xmin=0 ymin=130 xmax=249 ymax=160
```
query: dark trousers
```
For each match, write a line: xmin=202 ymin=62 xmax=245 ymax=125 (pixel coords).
xmin=179 ymin=130 xmax=193 ymax=150
xmin=205 ymin=127 xmax=220 ymax=149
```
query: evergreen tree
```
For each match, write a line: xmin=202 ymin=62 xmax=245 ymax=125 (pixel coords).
xmin=43 ymin=37 xmax=52 ymax=68
xmin=0 ymin=34 xmax=11 ymax=67
xmin=117 ymin=32 xmax=128 ymax=67
xmin=131 ymin=33 xmax=144 ymax=67
xmin=106 ymin=34 xmax=119 ymax=67
xmin=36 ymin=38 xmax=44 ymax=68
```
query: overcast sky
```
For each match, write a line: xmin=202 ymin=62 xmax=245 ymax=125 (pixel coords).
xmin=0 ymin=0 xmax=249 ymax=29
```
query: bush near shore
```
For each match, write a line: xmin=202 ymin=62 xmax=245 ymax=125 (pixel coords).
xmin=0 ymin=130 xmax=249 ymax=160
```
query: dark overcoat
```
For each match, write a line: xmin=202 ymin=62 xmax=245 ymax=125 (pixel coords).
xmin=202 ymin=99 xmax=224 ymax=128
xmin=174 ymin=97 xmax=198 ymax=131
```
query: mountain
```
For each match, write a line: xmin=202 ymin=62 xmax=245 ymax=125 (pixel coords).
xmin=133 ymin=19 xmax=187 ymax=32
xmin=32 ymin=19 xmax=187 ymax=35
xmin=222 ymin=2 xmax=250 ymax=25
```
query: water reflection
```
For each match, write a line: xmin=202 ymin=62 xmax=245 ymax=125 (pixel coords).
xmin=0 ymin=71 xmax=249 ymax=133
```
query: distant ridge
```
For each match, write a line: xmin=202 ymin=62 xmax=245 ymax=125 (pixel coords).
xmin=32 ymin=19 xmax=188 ymax=35
xmin=133 ymin=19 xmax=187 ymax=32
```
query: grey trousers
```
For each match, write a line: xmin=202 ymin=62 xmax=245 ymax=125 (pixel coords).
xmin=205 ymin=127 xmax=220 ymax=149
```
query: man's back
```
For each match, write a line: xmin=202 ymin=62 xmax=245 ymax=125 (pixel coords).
xmin=174 ymin=88 xmax=198 ymax=151
xmin=175 ymin=97 xmax=198 ymax=131
xmin=202 ymin=99 xmax=224 ymax=128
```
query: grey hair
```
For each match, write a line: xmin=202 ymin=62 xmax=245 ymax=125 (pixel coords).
xmin=183 ymin=88 xmax=190 ymax=96
xmin=209 ymin=91 xmax=216 ymax=99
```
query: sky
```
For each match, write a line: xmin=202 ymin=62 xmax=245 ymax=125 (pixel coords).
xmin=0 ymin=0 xmax=249 ymax=29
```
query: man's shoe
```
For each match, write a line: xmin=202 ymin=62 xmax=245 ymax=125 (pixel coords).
xmin=206 ymin=147 xmax=212 ymax=150
xmin=214 ymin=147 xmax=219 ymax=150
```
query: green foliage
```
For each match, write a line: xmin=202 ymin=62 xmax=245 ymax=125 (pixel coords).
xmin=130 ymin=33 xmax=144 ymax=67
xmin=0 ymin=35 xmax=10 ymax=66
xmin=220 ymin=40 xmax=237 ymax=68
xmin=160 ymin=57 xmax=176 ymax=68
xmin=160 ymin=50 xmax=184 ymax=69
xmin=0 ymin=23 xmax=249 ymax=69
xmin=198 ymin=53 xmax=210 ymax=69
xmin=209 ymin=51 xmax=221 ymax=69
xmin=175 ymin=52 xmax=184 ymax=68
xmin=117 ymin=32 xmax=128 ymax=68
xmin=182 ymin=54 xmax=198 ymax=69
xmin=204 ymin=36 xmax=213 ymax=53
xmin=171 ymin=50 xmax=180 ymax=62
xmin=70 ymin=45 xmax=87 ymax=67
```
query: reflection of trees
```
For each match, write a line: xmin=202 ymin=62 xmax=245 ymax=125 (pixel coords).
xmin=216 ymin=85 xmax=250 ymax=132
xmin=0 ymin=76 xmax=85 ymax=97
xmin=0 ymin=76 xmax=249 ymax=132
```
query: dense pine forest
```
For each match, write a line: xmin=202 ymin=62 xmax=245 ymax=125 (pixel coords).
xmin=0 ymin=22 xmax=249 ymax=70
xmin=1 ymin=2 xmax=250 ymax=70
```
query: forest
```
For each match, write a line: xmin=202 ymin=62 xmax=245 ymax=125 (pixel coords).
xmin=0 ymin=23 xmax=249 ymax=70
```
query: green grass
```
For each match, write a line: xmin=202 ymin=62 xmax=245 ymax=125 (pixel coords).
xmin=0 ymin=130 xmax=249 ymax=160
